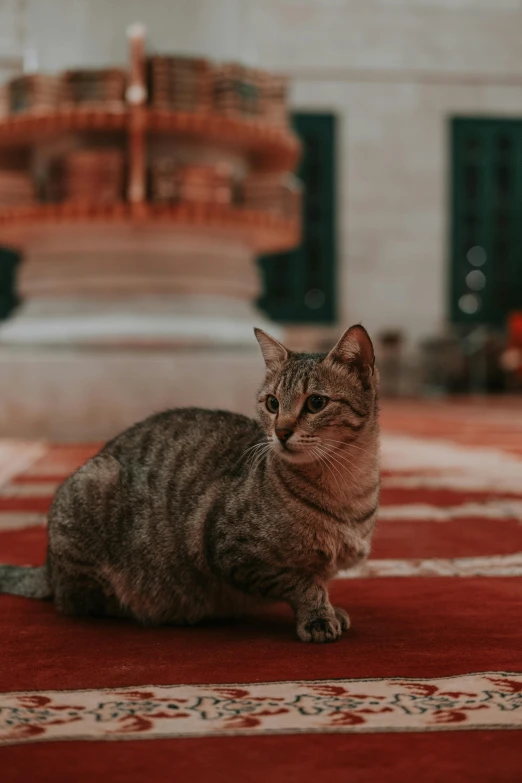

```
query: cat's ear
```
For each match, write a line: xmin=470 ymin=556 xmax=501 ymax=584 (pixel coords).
xmin=254 ymin=328 xmax=288 ymax=370
xmin=326 ymin=324 xmax=375 ymax=372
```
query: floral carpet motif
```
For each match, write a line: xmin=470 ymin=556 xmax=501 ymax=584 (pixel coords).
xmin=1 ymin=672 xmax=521 ymax=746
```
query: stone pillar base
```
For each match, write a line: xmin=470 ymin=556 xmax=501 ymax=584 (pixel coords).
xmin=0 ymin=296 xmax=282 ymax=347
xmin=0 ymin=343 xmax=266 ymax=441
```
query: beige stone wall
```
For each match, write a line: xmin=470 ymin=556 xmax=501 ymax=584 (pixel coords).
xmin=250 ymin=1 xmax=522 ymax=77
xmin=0 ymin=0 xmax=23 ymax=84
xmin=290 ymin=77 xmax=522 ymax=343
xmin=2 ymin=0 xmax=522 ymax=346
xmin=249 ymin=1 xmax=522 ymax=343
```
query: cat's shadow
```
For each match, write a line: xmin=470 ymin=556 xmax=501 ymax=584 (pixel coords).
xmin=73 ymin=604 xmax=365 ymax=647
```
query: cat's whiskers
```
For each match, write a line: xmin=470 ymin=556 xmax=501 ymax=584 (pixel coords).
xmin=246 ymin=450 xmax=267 ymax=472
xmin=302 ymin=438 xmax=364 ymax=477
xmin=255 ymin=443 xmax=272 ymax=466
xmin=313 ymin=444 xmax=347 ymax=488
xmin=236 ymin=440 xmax=269 ymax=470
xmin=321 ymin=438 xmax=376 ymax=467
xmin=238 ymin=441 xmax=267 ymax=458
xmin=250 ymin=444 xmax=272 ymax=473
xmin=238 ymin=441 xmax=269 ymax=470
xmin=321 ymin=437 xmax=376 ymax=456
xmin=322 ymin=447 xmax=364 ymax=475
xmin=326 ymin=454 xmax=360 ymax=484
xmin=331 ymin=454 xmax=368 ymax=483
xmin=310 ymin=447 xmax=343 ymax=496
xmin=315 ymin=444 xmax=361 ymax=485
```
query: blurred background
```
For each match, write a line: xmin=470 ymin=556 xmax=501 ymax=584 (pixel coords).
xmin=0 ymin=0 xmax=521 ymax=440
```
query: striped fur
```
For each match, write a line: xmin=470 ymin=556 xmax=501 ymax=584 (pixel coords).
xmin=0 ymin=325 xmax=379 ymax=643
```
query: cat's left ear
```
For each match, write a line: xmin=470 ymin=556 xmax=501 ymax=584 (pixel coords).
xmin=254 ymin=328 xmax=288 ymax=370
xmin=326 ymin=324 xmax=375 ymax=373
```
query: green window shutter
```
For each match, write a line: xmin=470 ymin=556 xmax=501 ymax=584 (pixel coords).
xmin=258 ymin=113 xmax=337 ymax=324
xmin=451 ymin=118 xmax=522 ymax=326
xmin=0 ymin=247 xmax=20 ymax=320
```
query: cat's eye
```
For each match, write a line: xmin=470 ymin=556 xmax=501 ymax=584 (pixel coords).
xmin=306 ymin=395 xmax=328 ymax=414
xmin=266 ymin=395 xmax=279 ymax=414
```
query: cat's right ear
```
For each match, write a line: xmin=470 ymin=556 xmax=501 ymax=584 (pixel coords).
xmin=254 ymin=328 xmax=288 ymax=370
xmin=326 ymin=324 xmax=375 ymax=372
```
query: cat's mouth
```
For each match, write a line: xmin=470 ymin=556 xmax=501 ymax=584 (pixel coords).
xmin=272 ymin=439 xmax=317 ymax=465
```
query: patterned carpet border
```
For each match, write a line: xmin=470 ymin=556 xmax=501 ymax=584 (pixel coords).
xmin=1 ymin=672 xmax=521 ymax=746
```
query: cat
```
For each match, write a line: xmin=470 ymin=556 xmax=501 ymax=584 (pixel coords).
xmin=0 ymin=324 xmax=380 ymax=643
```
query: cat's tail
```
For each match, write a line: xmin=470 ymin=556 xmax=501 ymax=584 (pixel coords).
xmin=0 ymin=564 xmax=53 ymax=599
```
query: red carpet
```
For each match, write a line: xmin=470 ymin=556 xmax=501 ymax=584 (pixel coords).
xmin=1 ymin=399 xmax=522 ymax=782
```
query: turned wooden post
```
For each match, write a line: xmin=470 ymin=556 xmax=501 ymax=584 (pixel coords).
xmin=126 ymin=23 xmax=147 ymax=217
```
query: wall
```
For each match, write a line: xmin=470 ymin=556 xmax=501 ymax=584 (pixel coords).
xmin=0 ymin=0 xmax=22 ymax=83
xmin=1 ymin=0 xmax=522 ymax=345
xmin=253 ymin=1 xmax=522 ymax=343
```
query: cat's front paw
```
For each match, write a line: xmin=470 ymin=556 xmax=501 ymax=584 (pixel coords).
xmin=334 ymin=606 xmax=351 ymax=631
xmin=297 ymin=615 xmax=342 ymax=643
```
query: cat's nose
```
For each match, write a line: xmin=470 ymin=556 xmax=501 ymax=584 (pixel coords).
xmin=276 ymin=428 xmax=293 ymax=443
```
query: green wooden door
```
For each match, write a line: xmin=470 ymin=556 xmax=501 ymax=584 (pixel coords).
xmin=258 ymin=113 xmax=337 ymax=324
xmin=0 ymin=247 xmax=20 ymax=320
xmin=451 ymin=118 xmax=522 ymax=326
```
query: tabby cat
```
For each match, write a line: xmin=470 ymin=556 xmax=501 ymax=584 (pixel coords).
xmin=0 ymin=325 xmax=380 ymax=643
